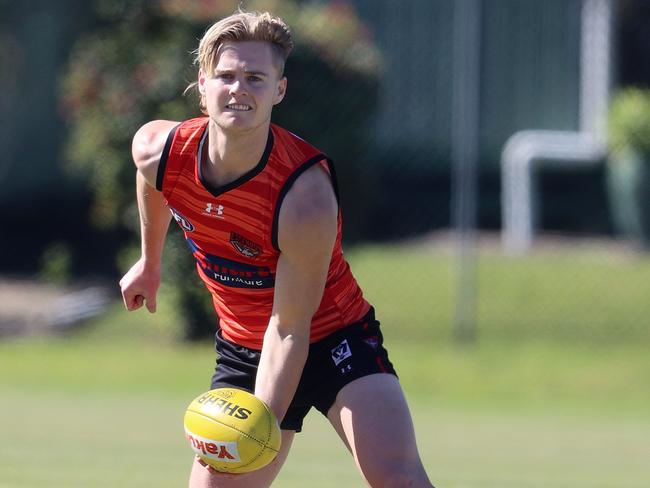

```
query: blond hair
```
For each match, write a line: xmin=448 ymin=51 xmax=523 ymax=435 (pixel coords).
xmin=188 ymin=10 xmax=293 ymax=112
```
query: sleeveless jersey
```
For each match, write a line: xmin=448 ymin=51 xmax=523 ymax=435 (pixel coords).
xmin=157 ymin=117 xmax=370 ymax=350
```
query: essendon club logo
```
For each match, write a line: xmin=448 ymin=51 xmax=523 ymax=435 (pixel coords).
xmin=230 ymin=232 xmax=262 ymax=259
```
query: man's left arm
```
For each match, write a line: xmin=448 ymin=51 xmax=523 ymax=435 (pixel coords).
xmin=254 ymin=163 xmax=338 ymax=422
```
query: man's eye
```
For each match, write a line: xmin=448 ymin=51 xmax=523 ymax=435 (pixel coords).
xmin=217 ymin=73 xmax=234 ymax=81
xmin=248 ymin=76 xmax=262 ymax=82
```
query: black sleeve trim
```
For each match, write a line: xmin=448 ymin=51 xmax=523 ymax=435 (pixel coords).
xmin=271 ymin=155 xmax=339 ymax=252
xmin=155 ymin=124 xmax=180 ymax=192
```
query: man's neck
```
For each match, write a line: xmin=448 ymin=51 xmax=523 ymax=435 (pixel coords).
xmin=204 ymin=121 xmax=269 ymax=187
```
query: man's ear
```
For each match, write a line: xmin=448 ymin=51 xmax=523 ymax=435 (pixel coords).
xmin=274 ymin=77 xmax=287 ymax=105
xmin=198 ymin=69 xmax=206 ymax=94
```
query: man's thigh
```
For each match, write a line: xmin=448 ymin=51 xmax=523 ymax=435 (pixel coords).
xmin=327 ymin=374 xmax=432 ymax=487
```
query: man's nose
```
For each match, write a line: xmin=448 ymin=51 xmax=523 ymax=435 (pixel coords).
xmin=229 ymin=79 xmax=247 ymax=95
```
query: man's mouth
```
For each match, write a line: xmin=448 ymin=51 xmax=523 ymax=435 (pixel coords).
xmin=226 ymin=104 xmax=252 ymax=111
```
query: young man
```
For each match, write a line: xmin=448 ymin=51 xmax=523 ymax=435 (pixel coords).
xmin=119 ymin=10 xmax=434 ymax=488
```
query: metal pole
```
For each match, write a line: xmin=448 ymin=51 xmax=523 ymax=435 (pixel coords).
xmin=580 ymin=0 xmax=613 ymax=138
xmin=451 ymin=0 xmax=482 ymax=343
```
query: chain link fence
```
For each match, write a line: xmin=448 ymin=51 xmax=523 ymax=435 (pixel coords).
xmin=316 ymin=0 xmax=649 ymax=345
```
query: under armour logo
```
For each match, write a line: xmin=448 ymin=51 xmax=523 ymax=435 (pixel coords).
xmin=205 ymin=203 xmax=224 ymax=214
xmin=205 ymin=203 xmax=224 ymax=217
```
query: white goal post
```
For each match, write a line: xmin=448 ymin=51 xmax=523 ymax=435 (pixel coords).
xmin=500 ymin=0 xmax=613 ymax=254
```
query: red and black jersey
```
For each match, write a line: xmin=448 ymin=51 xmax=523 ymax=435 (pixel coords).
xmin=157 ymin=117 xmax=370 ymax=350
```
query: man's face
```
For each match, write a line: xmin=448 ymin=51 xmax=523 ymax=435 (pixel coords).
xmin=199 ymin=41 xmax=287 ymax=134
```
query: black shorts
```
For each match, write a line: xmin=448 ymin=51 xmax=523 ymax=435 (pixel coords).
xmin=210 ymin=307 xmax=397 ymax=432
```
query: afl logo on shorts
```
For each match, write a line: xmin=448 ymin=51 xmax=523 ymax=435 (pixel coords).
xmin=331 ymin=339 xmax=352 ymax=366
xmin=170 ymin=208 xmax=194 ymax=232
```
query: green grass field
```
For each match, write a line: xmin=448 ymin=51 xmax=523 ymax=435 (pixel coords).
xmin=1 ymin=242 xmax=649 ymax=487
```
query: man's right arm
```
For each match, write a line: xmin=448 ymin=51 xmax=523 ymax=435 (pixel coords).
xmin=119 ymin=120 xmax=178 ymax=313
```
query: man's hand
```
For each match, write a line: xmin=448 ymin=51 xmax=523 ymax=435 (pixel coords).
xmin=195 ymin=457 xmax=240 ymax=479
xmin=119 ymin=257 xmax=161 ymax=313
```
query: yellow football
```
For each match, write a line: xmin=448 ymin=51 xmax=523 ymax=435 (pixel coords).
xmin=183 ymin=388 xmax=281 ymax=473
